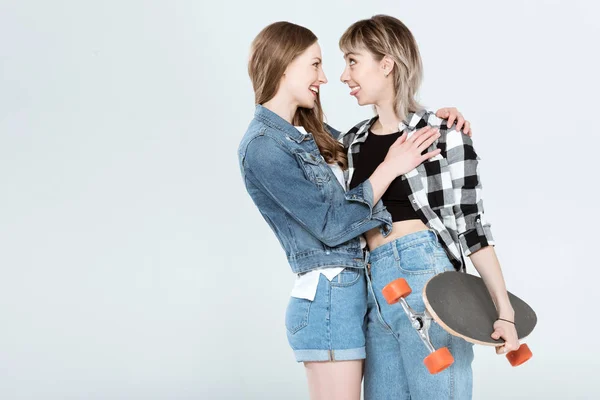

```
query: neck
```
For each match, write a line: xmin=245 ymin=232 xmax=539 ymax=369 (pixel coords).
xmin=373 ymin=102 xmax=402 ymax=134
xmin=263 ymin=94 xmax=297 ymax=124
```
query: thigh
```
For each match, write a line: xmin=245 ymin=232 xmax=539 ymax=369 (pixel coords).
xmin=370 ymin=244 xmax=475 ymax=399
xmin=397 ymin=253 xmax=475 ymax=400
xmin=329 ymin=268 xmax=368 ymax=357
xmin=363 ymin=277 xmax=411 ymax=400
xmin=396 ymin=313 xmax=474 ymax=400
xmin=304 ymin=360 xmax=363 ymax=400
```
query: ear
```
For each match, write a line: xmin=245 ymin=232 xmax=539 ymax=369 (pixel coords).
xmin=381 ymin=55 xmax=395 ymax=77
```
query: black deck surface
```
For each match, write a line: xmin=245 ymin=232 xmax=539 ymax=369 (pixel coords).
xmin=424 ymin=271 xmax=537 ymax=345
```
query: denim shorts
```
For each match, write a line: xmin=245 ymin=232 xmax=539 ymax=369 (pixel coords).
xmin=285 ymin=267 xmax=367 ymax=362
xmin=363 ymin=229 xmax=475 ymax=399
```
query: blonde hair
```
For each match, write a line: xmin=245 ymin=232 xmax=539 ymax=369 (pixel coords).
xmin=339 ymin=15 xmax=424 ymax=121
xmin=248 ymin=22 xmax=347 ymax=168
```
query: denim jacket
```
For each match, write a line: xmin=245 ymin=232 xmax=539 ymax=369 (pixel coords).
xmin=238 ymin=105 xmax=393 ymax=274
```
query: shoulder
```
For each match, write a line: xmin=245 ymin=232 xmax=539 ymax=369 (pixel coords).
xmin=337 ymin=118 xmax=373 ymax=145
xmin=419 ymin=110 xmax=475 ymax=150
xmin=241 ymin=124 xmax=293 ymax=169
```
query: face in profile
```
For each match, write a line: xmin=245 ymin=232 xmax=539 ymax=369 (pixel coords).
xmin=281 ymin=42 xmax=328 ymax=109
xmin=340 ymin=48 xmax=390 ymax=106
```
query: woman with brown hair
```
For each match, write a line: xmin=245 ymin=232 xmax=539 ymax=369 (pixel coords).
xmin=237 ymin=21 xmax=470 ymax=399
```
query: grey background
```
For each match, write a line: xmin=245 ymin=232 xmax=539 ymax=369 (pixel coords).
xmin=1 ymin=0 xmax=598 ymax=399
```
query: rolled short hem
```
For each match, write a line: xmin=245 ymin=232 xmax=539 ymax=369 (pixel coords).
xmin=293 ymin=347 xmax=366 ymax=362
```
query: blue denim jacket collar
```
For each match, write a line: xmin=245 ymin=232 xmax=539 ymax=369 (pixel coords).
xmin=254 ymin=104 xmax=306 ymax=144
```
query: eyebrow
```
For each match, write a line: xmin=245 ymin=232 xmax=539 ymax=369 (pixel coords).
xmin=313 ymin=57 xmax=322 ymax=63
xmin=344 ymin=52 xmax=359 ymax=58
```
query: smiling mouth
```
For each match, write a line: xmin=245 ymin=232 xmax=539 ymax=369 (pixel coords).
xmin=349 ymin=86 xmax=361 ymax=96
xmin=309 ymin=86 xmax=319 ymax=97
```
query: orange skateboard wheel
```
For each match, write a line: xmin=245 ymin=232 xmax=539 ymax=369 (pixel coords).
xmin=506 ymin=343 xmax=532 ymax=366
xmin=382 ymin=278 xmax=412 ymax=304
xmin=424 ymin=347 xmax=454 ymax=374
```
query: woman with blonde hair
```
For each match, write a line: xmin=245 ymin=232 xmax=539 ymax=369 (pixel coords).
xmin=238 ymin=21 xmax=470 ymax=399
xmin=338 ymin=14 xmax=519 ymax=399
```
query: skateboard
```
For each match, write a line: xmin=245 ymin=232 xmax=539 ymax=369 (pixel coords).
xmin=382 ymin=271 xmax=537 ymax=374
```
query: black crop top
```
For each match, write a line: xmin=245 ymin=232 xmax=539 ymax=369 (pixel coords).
xmin=349 ymin=130 xmax=420 ymax=223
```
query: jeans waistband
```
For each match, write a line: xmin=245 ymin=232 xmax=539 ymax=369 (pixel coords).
xmin=364 ymin=229 xmax=439 ymax=265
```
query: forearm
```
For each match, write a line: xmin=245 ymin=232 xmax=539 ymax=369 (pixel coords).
xmin=469 ymin=246 xmax=514 ymax=320
xmin=367 ymin=161 xmax=397 ymax=205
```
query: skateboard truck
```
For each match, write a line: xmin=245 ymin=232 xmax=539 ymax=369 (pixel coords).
xmin=383 ymin=278 xmax=455 ymax=374
xmin=382 ymin=277 xmax=533 ymax=374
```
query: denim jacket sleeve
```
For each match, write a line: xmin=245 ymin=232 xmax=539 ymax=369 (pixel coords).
xmin=445 ymin=129 xmax=495 ymax=256
xmin=243 ymin=135 xmax=393 ymax=247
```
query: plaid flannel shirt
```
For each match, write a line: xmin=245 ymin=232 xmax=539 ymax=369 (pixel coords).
xmin=338 ymin=109 xmax=495 ymax=271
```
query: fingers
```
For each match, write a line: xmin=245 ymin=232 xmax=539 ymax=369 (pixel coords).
xmin=409 ymin=127 xmax=438 ymax=148
xmin=391 ymin=132 xmax=407 ymax=147
xmin=419 ymin=148 xmax=441 ymax=163
xmin=416 ymin=130 xmax=441 ymax=151
xmin=491 ymin=328 xmax=503 ymax=341
xmin=436 ymin=107 xmax=466 ymax=133
xmin=454 ymin=115 xmax=465 ymax=132
xmin=491 ymin=328 xmax=520 ymax=355
xmin=435 ymin=108 xmax=450 ymax=119
xmin=447 ymin=112 xmax=456 ymax=129
xmin=463 ymin=121 xmax=472 ymax=137
xmin=405 ymin=126 xmax=433 ymax=143
xmin=496 ymin=341 xmax=520 ymax=355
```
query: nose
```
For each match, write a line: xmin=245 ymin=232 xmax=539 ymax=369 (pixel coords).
xmin=319 ymin=68 xmax=328 ymax=84
xmin=340 ymin=65 xmax=350 ymax=84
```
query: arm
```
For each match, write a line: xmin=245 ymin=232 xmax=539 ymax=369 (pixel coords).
xmin=445 ymin=130 xmax=518 ymax=353
xmin=243 ymin=135 xmax=394 ymax=247
xmin=469 ymin=247 xmax=514 ymax=321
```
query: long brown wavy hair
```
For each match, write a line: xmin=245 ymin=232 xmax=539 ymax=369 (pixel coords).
xmin=248 ymin=21 xmax=347 ymax=168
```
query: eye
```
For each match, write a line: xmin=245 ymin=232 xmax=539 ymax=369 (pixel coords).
xmin=349 ymin=58 xmax=356 ymax=66
xmin=313 ymin=62 xmax=320 ymax=67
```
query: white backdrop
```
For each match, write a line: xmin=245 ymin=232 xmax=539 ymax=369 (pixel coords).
xmin=1 ymin=0 xmax=599 ymax=399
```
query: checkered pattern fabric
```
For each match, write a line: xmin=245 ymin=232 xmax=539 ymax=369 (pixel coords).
xmin=339 ymin=109 xmax=495 ymax=271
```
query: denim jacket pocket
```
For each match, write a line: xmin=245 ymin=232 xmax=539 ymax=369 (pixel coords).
xmin=295 ymin=151 xmax=331 ymax=186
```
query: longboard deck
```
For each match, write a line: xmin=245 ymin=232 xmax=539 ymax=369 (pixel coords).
xmin=422 ymin=271 xmax=537 ymax=346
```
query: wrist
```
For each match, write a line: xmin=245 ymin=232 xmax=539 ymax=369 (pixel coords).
xmin=379 ymin=160 xmax=401 ymax=179
xmin=496 ymin=308 xmax=515 ymax=320
xmin=496 ymin=317 xmax=515 ymax=324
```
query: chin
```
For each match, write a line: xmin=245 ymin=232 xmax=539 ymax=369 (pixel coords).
xmin=299 ymin=100 xmax=316 ymax=109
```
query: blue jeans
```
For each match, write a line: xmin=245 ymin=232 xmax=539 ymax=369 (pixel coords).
xmin=364 ymin=229 xmax=475 ymax=400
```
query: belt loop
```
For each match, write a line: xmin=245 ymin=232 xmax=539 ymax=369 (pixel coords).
xmin=391 ymin=241 xmax=400 ymax=261
xmin=428 ymin=227 xmax=437 ymax=239
xmin=429 ymin=228 xmax=441 ymax=246
xmin=364 ymin=249 xmax=371 ymax=277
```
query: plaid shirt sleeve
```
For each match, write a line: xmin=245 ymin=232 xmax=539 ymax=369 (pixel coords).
xmin=444 ymin=128 xmax=495 ymax=256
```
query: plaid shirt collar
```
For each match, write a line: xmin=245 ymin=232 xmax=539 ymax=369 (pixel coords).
xmin=346 ymin=109 xmax=430 ymax=144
